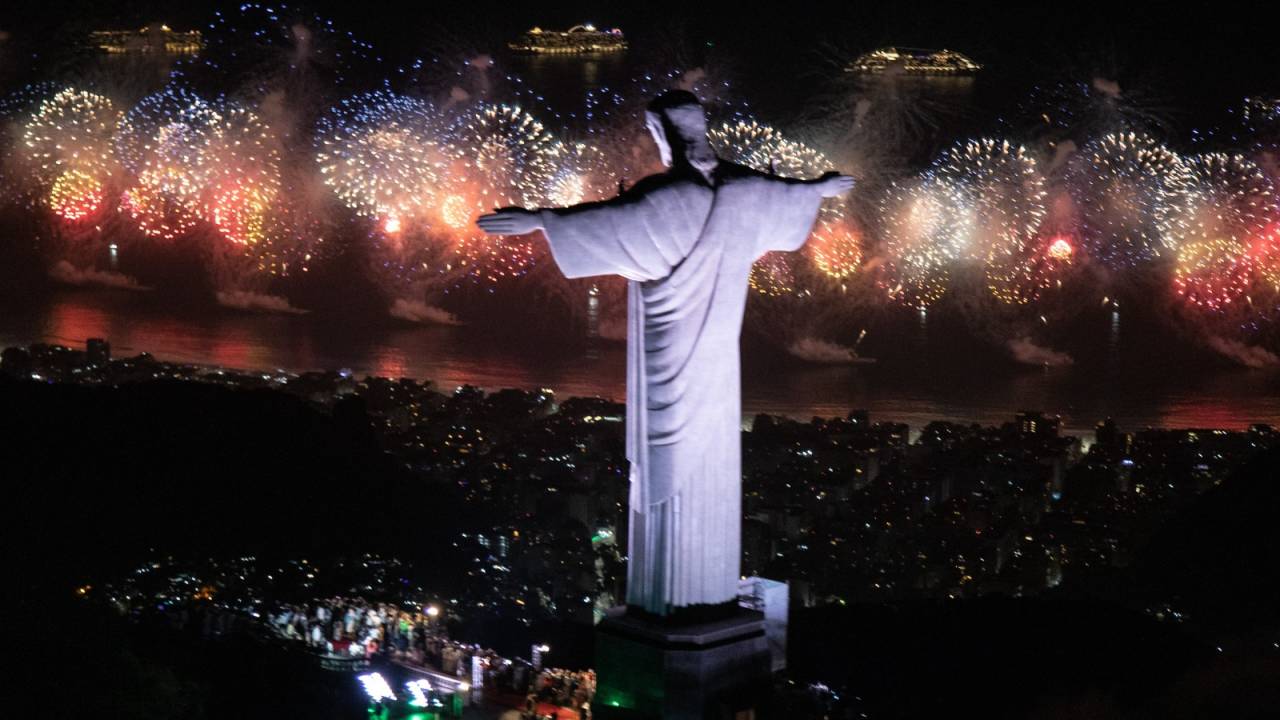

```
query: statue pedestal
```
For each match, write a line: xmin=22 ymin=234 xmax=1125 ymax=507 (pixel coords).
xmin=593 ymin=606 xmax=772 ymax=720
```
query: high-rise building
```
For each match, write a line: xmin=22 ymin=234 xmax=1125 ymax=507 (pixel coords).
xmin=1016 ymin=411 xmax=1060 ymax=438
xmin=86 ymin=338 xmax=110 ymax=366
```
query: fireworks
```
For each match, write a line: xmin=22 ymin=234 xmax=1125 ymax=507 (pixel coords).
xmin=121 ymin=168 xmax=203 ymax=239
xmin=1174 ymin=236 xmax=1253 ymax=312
xmin=240 ymin=177 xmax=329 ymax=277
xmin=21 ymin=88 xmax=119 ymax=184
xmin=934 ymin=138 xmax=1048 ymax=304
xmin=1169 ymin=153 xmax=1278 ymax=311
xmin=708 ymin=118 xmax=856 ymax=290
xmin=201 ymin=105 xmax=281 ymax=246
xmin=439 ymin=194 xmax=472 ymax=230
xmin=749 ymin=252 xmax=797 ymax=297
xmin=443 ymin=103 xmax=560 ymax=283
xmin=48 ymin=169 xmax=105 ymax=221
xmin=935 ymin=138 xmax=1046 ymax=259
xmin=10 ymin=24 xmax=1280 ymax=357
xmin=986 ymin=232 xmax=1077 ymax=306
xmin=115 ymin=87 xmax=219 ymax=174
xmin=1048 ymin=235 xmax=1075 ymax=261
xmin=116 ymin=90 xmax=222 ymax=240
xmin=879 ymin=176 xmax=974 ymax=308
xmin=20 ymin=88 xmax=120 ymax=218
xmin=1066 ymin=132 xmax=1192 ymax=269
xmin=708 ymin=119 xmax=831 ymax=179
xmin=316 ymin=91 xmax=449 ymax=231
xmin=448 ymin=103 xmax=558 ymax=210
xmin=808 ymin=217 xmax=863 ymax=281
xmin=546 ymin=141 xmax=619 ymax=207
xmin=1251 ymin=225 xmax=1280 ymax=294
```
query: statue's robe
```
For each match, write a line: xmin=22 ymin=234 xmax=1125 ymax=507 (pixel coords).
xmin=539 ymin=161 xmax=824 ymax=615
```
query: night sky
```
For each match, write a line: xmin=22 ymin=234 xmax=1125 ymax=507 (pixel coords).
xmin=5 ymin=1 xmax=1279 ymax=102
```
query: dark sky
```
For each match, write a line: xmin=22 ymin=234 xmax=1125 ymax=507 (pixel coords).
xmin=1 ymin=0 xmax=1277 ymax=140
xmin=4 ymin=0 xmax=1278 ymax=82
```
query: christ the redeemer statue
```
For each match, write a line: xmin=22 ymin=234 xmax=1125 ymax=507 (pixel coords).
xmin=479 ymin=90 xmax=853 ymax=616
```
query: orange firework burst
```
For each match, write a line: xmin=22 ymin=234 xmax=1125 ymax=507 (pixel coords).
xmin=200 ymin=106 xmax=281 ymax=246
xmin=1169 ymin=154 xmax=1278 ymax=311
xmin=439 ymin=193 xmax=473 ymax=230
xmin=121 ymin=167 xmax=202 ymax=239
xmin=48 ymin=169 xmax=105 ymax=221
xmin=1249 ymin=223 xmax=1280 ymax=293
xmin=1174 ymin=235 xmax=1253 ymax=312
xmin=808 ymin=219 xmax=863 ymax=281
xmin=207 ymin=179 xmax=273 ymax=246
xmin=21 ymin=88 xmax=120 ymax=220
xmin=987 ymin=233 xmax=1076 ymax=306
xmin=1047 ymin=235 xmax=1075 ymax=261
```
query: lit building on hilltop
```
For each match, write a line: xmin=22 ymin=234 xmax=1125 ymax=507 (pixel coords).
xmin=846 ymin=47 xmax=981 ymax=75
xmin=89 ymin=23 xmax=203 ymax=55
xmin=509 ymin=24 xmax=627 ymax=55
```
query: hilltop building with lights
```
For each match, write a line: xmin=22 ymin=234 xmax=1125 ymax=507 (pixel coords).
xmin=846 ymin=47 xmax=980 ymax=75
xmin=509 ymin=24 xmax=627 ymax=55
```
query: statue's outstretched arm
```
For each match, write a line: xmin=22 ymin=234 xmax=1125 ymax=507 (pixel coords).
xmin=478 ymin=191 xmax=660 ymax=281
xmin=752 ymin=172 xmax=854 ymax=257
xmin=476 ymin=185 xmax=644 ymax=238
xmin=766 ymin=170 xmax=856 ymax=197
xmin=813 ymin=172 xmax=856 ymax=198
xmin=476 ymin=207 xmax=544 ymax=236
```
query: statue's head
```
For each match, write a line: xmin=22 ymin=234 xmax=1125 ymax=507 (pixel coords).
xmin=645 ymin=90 xmax=716 ymax=173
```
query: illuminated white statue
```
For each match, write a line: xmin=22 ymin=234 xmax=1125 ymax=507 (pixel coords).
xmin=478 ymin=90 xmax=853 ymax=615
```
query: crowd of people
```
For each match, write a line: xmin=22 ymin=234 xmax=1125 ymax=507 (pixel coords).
xmin=524 ymin=668 xmax=597 ymax=719
xmin=267 ymin=597 xmax=419 ymax=659
xmin=265 ymin=596 xmax=596 ymax=716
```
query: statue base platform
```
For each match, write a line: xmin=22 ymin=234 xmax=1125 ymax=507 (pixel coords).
xmin=593 ymin=605 xmax=772 ymax=720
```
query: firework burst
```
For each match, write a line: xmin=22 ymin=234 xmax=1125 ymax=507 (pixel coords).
xmin=316 ymin=91 xmax=450 ymax=231
xmin=545 ymin=140 xmax=620 ymax=207
xmin=708 ymin=118 xmax=858 ymax=289
xmin=749 ymin=252 xmax=797 ymax=297
xmin=20 ymin=88 xmax=120 ymax=219
xmin=47 ymin=168 xmax=105 ymax=221
xmin=1169 ymin=153 xmax=1278 ymax=311
xmin=1066 ymin=132 xmax=1192 ymax=270
xmin=201 ymin=105 xmax=282 ymax=246
xmin=116 ymin=90 xmax=223 ymax=240
xmin=808 ymin=213 xmax=864 ymax=281
xmin=443 ymin=103 xmax=559 ymax=283
xmin=879 ymin=175 xmax=974 ymax=308
xmin=935 ymin=138 xmax=1048 ymax=304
